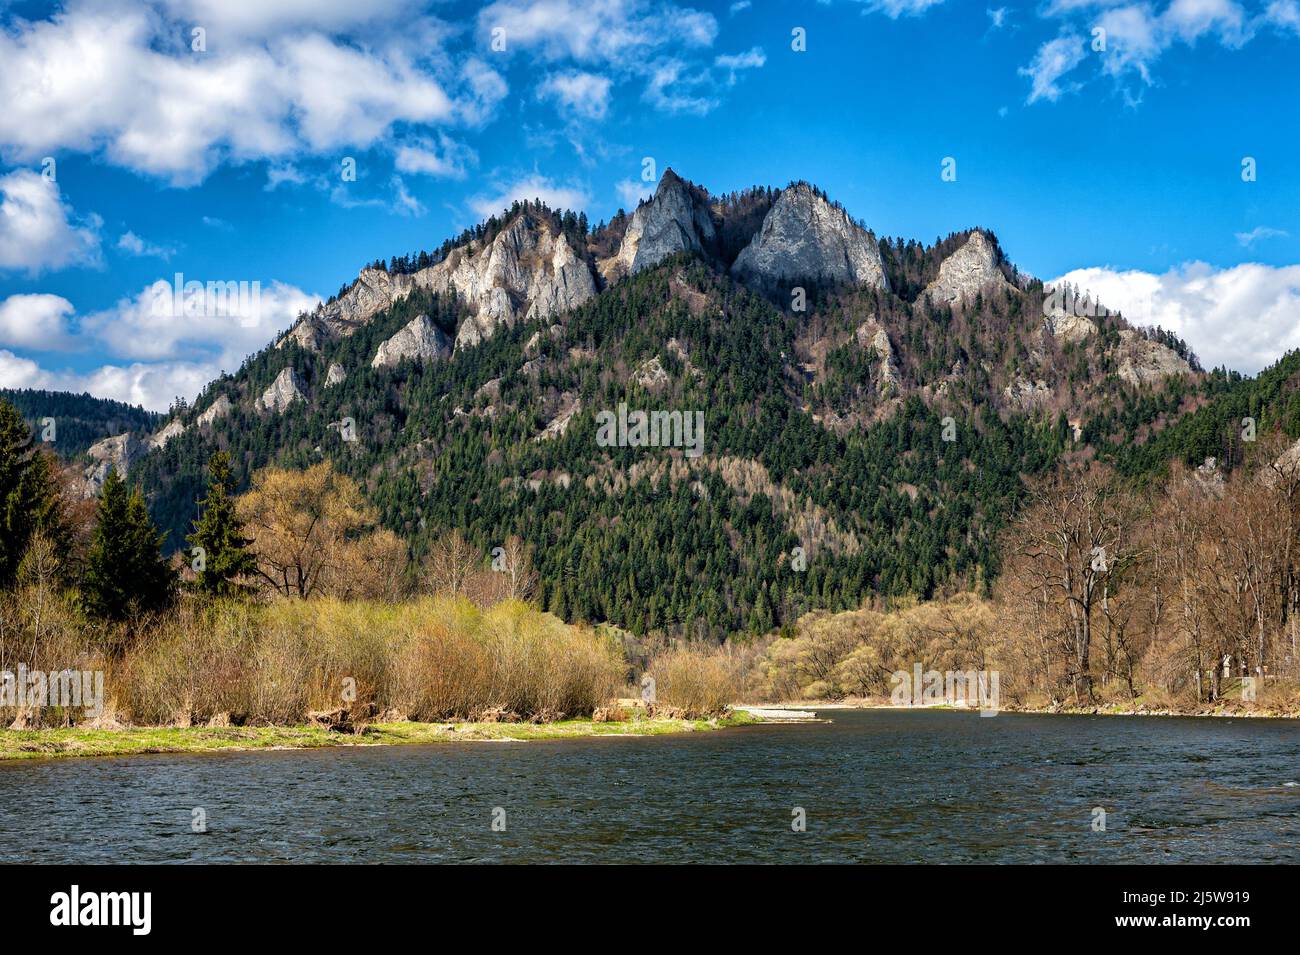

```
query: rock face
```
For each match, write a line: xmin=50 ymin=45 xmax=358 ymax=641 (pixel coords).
xmin=324 ymin=363 xmax=347 ymax=386
xmin=732 ymin=183 xmax=888 ymax=290
xmin=602 ymin=169 xmax=715 ymax=278
xmin=1003 ymin=376 xmax=1053 ymax=410
xmin=372 ymin=314 xmax=452 ymax=369
xmin=278 ymin=212 xmax=596 ymax=354
xmin=196 ymin=394 xmax=232 ymax=427
xmin=257 ymin=367 xmax=307 ymax=413
xmin=150 ymin=418 xmax=185 ymax=449
xmin=83 ymin=433 xmax=148 ymax=496
xmin=1116 ymin=330 xmax=1192 ymax=386
xmin=854 ymin=318 xmax=900 ymax=396
xmin=1045 ymin=311 xmax=1097 ymax=344
xmin=925 ymin=231 xmax=1013 ymax=307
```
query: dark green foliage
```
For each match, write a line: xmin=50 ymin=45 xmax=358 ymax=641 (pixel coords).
xmin=0 ymin=398 xmax=69 ymax=588
xmin=83 ymin=469 xmax=174 ymax=620
xmin=0 ymin=388 xmax=161 ymax=458
xmin=187 ymin=451 xmax=257 ymax=597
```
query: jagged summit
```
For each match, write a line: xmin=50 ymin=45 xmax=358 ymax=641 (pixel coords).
xmin=923 ymin=229 xmax=1012 ymax=307
xmin=732 ymin=182 xmax=888 ymax=290
xmin=600 ymin=167 xmax=716 ymax=280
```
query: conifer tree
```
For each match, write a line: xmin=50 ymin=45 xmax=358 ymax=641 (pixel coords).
xmin=84 ymin=469 xmax=174 ymax=619
xmin=187 ymin=451 xmax=256 ymax=597
xmin=0 ymin=398 xmax=67 ymax=589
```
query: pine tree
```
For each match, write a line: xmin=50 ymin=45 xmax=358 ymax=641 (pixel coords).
xmin=0 ymin=398 xmax=67 ymax=588
xmin=187 ymin=451 xmax=256 ymax=597
xmin=84 ymin=469 xmax=174 ymax=620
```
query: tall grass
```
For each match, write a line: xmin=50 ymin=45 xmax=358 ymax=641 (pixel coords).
xmin=646 ymin=644 xmax=746 ymax=718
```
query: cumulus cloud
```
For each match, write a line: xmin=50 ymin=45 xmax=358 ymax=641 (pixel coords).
xmin=468 ymin=175 xmax=591 ymax=219
xmin=394 ymin=134 xmax=477 ymax=178
xmin=0 ymin=348 xmax=218 ymax=412
xmin=615 ymin=179 xmax=654 ymax=210
xmin=1051 ymin=261 xmax=1300 ymax=374
xmin=0 ymin=170 xmax=101 ymax=274
xmin=117 ymin=230 xmax=176 ymax=259
xmin=0 ymin=2 xmax=488 ymax=185
xmin=0 ymin=294 xmax=78 ymax=351
xmin=538 ymin=71 xmax=614 ymax=120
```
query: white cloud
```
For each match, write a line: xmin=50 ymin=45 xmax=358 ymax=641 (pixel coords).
xmin=988 ymin=6 xmax=1010 ymax=29
xmin=644 ymin=59 xmax=717 ymax=115
xmin=1266 ymin=0 xmax=1300 ymax=33
xmin=117 ymin=230 xmax=175 ymax=259
xmin=80 ymin=278 xmax=318 ymax=366
xmin=1236 ymin=226 xmax=1289 ymax=247
xmin=0 ymin=170 xmax=101 ymax=274
xmin=715 ymin=46 xmax=766 ymax=85
xmin=538 ymin=71 xmax=614 ymax=120
xmin=1019 ymin=33 xmax=1087 ymax=103
xmin=860 ymin=0 xmax=948 ymax=17
xmin=394 ymin=134 xmax=477 ymax=178
xmin=479 ymin=0 xmax=718 ymax=64
xmin=729 ymin=0 xmax=752 ymax=12
xmin=0 ymin=294 xmax=77 ymax=351
xmin=0 ymin=349 xmax=218 ymax=412
xmin=0 ymin=3 xmax=485 ymax=185
xmin=1051 ymin=261 xmax=1300 ymax=373
xmin=1029 ymin=0 xmax=1258 ymax=102
xmin=157 ymin=0 xmax=423 ymax=36
xmin=468 ymin=175 xmax=591 ymax=219
xmin=615 ymin=179 xmax=653 ymax=210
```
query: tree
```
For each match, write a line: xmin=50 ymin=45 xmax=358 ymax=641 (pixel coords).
xmin=83 ymin=469 xmax=174 ymax=620
xmin=187 ymin=451 xmax=256 ymax=597
xmin=420 ymin=530 xmax=483 ymax=597
xmin=237 ymin=462 xmax=403 ymax=599
xmin=0 ymin=399 xmax=67 ymax=589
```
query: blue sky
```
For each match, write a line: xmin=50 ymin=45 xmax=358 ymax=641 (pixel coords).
xmin=2 ymin=0 xmax=1299 ymax=410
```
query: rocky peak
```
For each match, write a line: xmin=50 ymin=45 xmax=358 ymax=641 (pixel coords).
xmin=257 ymin=367 xmax=307 ymax=413
xmin=372 ymin=314 xmax=452 ymax=369
xmin=324 ymin=362 xmax=347 ymax=386
xmin=732 ymin=183 xmax=888 ymax=290
xmin=279 ymin=212 xmax=596 ymax=354
xmin=196 ymin=394 xmax=232 ymax=427
xmin=150 ymin=418 xmax=186 ymax=449
xmin=82 ymin=432 xmax=148 ymax=497
xmin=602 ymin=168 xmax=715 ymax=279
xmin=1115 ymin=330 xmax=1192 ymax=386
xmin=854 ymin=318 xmax=900 ymax=396
xmin=924 ymin=230 xmax=1013 ymax=307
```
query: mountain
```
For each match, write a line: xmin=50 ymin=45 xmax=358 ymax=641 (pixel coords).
xmin=1 ymin=388 xmax=161 ymax=458
xmin=28 ymin=168 xmax=1251 ymax=636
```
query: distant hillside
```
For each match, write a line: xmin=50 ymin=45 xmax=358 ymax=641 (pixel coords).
xmin=40 ymin=168 xmax=1231 ymax=636
xmin=0 ymin=388 xmax=161 ymax=458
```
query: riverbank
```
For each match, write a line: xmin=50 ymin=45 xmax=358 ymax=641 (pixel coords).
xmin=0 ymin=711 xmax=762 ymax=762
xmin=752 ymin=698 xmax=1300 ymax=719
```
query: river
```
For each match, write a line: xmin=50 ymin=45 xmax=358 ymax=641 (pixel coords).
xmin=2 ymin=709 xmax=1297 ymax=863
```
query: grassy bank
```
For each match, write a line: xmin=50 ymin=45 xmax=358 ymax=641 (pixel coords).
xmin=0 ymin=710 xmax=762 ymax=762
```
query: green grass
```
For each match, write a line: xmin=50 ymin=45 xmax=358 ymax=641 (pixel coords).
xmin=0 ymin=710 xmax=762 ymax=762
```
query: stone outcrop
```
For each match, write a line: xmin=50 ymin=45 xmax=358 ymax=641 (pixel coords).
xmin=196 ymin=394 xmax=232 ymax=428
xmin=372 ymin=314 xmax=451 ymax=370
xmin=324 ymin=363 xmax=347 ymax=386
xmin=257 ymin=367 xmax=307 ymax=413
xmin=924 ymin=231 xmax=1013 ymax=307
xmin=1045 ymin=311 xmax=1097 ymax=344
xmin=1115 ymin=330 xmax=1192 ymax=386
xmin=601 ymin=169 xmax=715 ymax=279
xmin=278 ymin=212 xmax=596 ymax=354
xmin=732 ymin=183 xmax=888 ymax=290
xmin=1003 ymin=376 xmax=1052 ymax=410
xmin=854 ymin=318 xmax=900 ymax=396
xmin=150 ymin=418 xmax=185 ymax=449
xmin=83 ymin=433 xmax=148 ymax=496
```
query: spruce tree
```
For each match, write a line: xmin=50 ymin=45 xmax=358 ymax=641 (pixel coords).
xmin=0 ymin=398 xmax=67 ymax=588
xmin=187 ymin=451 xmax=256 ymax=597
xmin=83 ymin=469 xmax=174 ymax=619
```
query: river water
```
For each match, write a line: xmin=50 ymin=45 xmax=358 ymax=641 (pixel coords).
xmin=2 ymin=709 xmax=1297 ymax=863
